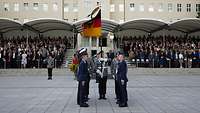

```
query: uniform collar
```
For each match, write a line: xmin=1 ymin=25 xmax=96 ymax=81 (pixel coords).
xmin=82 ymin=59 xmax=86 ymax=63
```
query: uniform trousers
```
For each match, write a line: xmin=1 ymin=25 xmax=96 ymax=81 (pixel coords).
xmin=118 ymin=81 xmax=128 ymax=104
xmin=98 ymin=76 xmax=107 ymax=96
xmin=77 ymin=81 xmax=86 ymax=105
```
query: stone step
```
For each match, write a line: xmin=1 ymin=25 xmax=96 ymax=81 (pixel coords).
xmin=1 ymin=68 xmax=200 ymax=77
xmin=62 ymin=49 xmax=76 ymax=68
xmin=0 ymin=69 xmax=70 ymax=76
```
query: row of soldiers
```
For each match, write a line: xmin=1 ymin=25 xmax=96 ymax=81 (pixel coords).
xmin=76 ymin=48 xmax=128 ymax=107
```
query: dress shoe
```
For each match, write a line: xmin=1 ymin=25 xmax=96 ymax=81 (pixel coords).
xmin=102 ymin=95 xmax=107 ymax=100
xmin=80 ymin=103 xmax=89 ymax=107
xmin=119 ymin=103 xmax=128 ymax=107
xmin=48 ymin=78 xmax=52 ymax=80
xmin=116 ymin=101 xmax=119 ymax=104
xmin=102 ymin=97 xmax=107 ymax=100
xmin=125 ymin=103 xmax=128 ymax=107
xmin=98 ymin=95 xmax=103 ymax=100
xmin=98 ymin=97 xmax=102 ymax=100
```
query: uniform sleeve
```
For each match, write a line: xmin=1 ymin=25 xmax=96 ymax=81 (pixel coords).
xmin=118 ymin=62 xmax=128 ymax=82
xmin=77 ymin=62 xmax=88 ymax=81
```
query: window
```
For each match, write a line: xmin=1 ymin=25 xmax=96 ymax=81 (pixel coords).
xmin=81 ymin=38 xmax=89 ymax=46
xmin=73 ymin=3 xmax=78 ymax=12
xmin=119 ymin=20 xmax=124 ymax=23
xmin=187 ymin=4 xmax=191 ymax=12
xmin=84 ymin=0 xmax=91 ymax=8
xmin=119 ymin=4 xmax=124 ymax=12
xmin=73 ymin=18 xmax=78 ymax=22
xmin=129 ymin=3 xmax=135 ymax=11
xmin=148 ymin=3 xmax=154 ymax=12
xmin=110 ymin=4 xmax=115 ymax=12
xmin=13 ymin=18 xmax=19 ymax=21
xmin=64 ymin=3 xmax=69 ymax=12
xmin=43 ymin=3 xmax=48 ymax=11
xmin=23 ymin=19 xmax=29 ymax=23
xmin=92 ymin=38 xmax=97 ymax=47
xmin=53 ymin=3 xmax=58 ymax=11
xmin=14 ymin=3 xmax=19 ymax=12
xmin=24 ymin=3 xmax=28 ymax=11
xmin=139 ymin=3 xmax=144 ymax=12
xmin=158 ymin=3 xmax=163 ymax=12
xmin=196 ymin=4 xmax=200 ymax=12
xmin=33 ymin=3 xmax=39 ymax=11
xmin=99 ymin=38 xmax=107 ymax=47
xmin=4 ymin=3 xmax=9 ymax=11
xmin=177 ymin=4 xmax=181 ymax=12
xmin=168 ymin=3 xmax=173 ymax=12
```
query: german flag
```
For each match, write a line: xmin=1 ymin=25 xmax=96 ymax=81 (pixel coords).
xmin=82 ymin=8 xmax=101 ymax=37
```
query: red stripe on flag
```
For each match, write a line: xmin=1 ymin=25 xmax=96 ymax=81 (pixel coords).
xmin=92 ymin=18 xmax=101 ymax=28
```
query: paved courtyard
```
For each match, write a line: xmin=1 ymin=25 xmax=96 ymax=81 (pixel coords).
xmin=0 ymin=69 xmax=200 ymax=113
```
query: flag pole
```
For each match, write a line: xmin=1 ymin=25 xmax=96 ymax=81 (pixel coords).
xmin=100 ymin=36 xmax=103 ymax=72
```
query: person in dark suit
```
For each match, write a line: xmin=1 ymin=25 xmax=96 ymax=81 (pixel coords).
xmin=77 ymin=48 xmax=89 ymax=107
xmin=0 ymin=48 xmax=4 ymax=68
xmin=117 ymin=53 xmax=128 ymax=107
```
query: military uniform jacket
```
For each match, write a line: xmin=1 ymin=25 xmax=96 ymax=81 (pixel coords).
xmin=117 ymin=60 xmax=128 ymax=82
xmin=94 ymin=57 xmax=108 ymax=77
xmin=47 ymin=57 xmax=54 ymax=68
xmin=77 ymin=59 xmax=89 ymax=81
xmin=111 ymin=59 xmax=118 ymax=77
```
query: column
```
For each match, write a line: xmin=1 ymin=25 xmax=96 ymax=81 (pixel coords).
xmin=89 ymin=37 xmax=92 ymax=56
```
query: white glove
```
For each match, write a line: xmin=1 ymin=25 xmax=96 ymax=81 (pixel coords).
xmin=82 ymin=81 xmax=85 ymax=86
xmin=112 ymin=75 xmax=115 ymax=79
xmin=96 ymin=69 xmax=103 ymax=78
xmin=121 ymin=80 xmax=125 ymax=85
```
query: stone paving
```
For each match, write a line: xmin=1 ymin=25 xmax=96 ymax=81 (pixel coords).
xmin=0 ymin=69 xmax=200 ymax=113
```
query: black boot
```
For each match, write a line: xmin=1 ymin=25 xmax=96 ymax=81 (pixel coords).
xmin=119 ymin=103 xmax=128 ymax=107
xmin=80 ymin=103 xmax=89 ymax=107
xmin=98 ymin=95 xmax=103 ymax=100
xmin=102 ymin=95 xmax=107 ymax=100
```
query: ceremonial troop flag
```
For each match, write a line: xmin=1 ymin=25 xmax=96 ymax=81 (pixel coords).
xmin=82 ymin=6 xmax=101 ymax=37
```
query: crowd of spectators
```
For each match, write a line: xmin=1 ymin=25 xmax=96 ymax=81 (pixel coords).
xmin=1 ymin=35 xmax=200 ymax=69
xmin=122 ymin=36 xmax=200 ymax=68
xmin=0 ymin=36 xmax=71 ymax=69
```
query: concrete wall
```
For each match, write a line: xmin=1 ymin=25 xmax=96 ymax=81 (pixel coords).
xmin=0 ymin=0 xmax=199 ymax=23
xmin=0 ymin=0 xmax=62 ymax=22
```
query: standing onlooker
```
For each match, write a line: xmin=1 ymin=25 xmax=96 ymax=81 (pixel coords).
xmin=47 ymin=54 xmax=54 ymax=80
xmin=148 ymin=51 xmax=154 ymax=68
xmin=179 ymin=52 xmax=184 ymax=68
xmin=21 ymin=51 xmax=27 ymax=68
xmin=0 ymin=48 xmax=4 ymax=68
xmin=72 ymin=54 xmax=79 ymax=80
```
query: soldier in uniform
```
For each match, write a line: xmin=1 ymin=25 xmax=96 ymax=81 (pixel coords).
xmin=77 ymin=48 xmax=89 ymax=107
xmin=117 ymin=53 xmax=128 ymax=107
xmin=86 ymin=56 xmax=96 ymax=101
xmin=94 ymin=51 xmax=108 ymax=100
xmin=111 ymin=55 xmax=119 ymax=103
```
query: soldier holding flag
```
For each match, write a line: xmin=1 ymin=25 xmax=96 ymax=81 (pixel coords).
xmin=94 ymin=51 xmax=108 ymax=100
